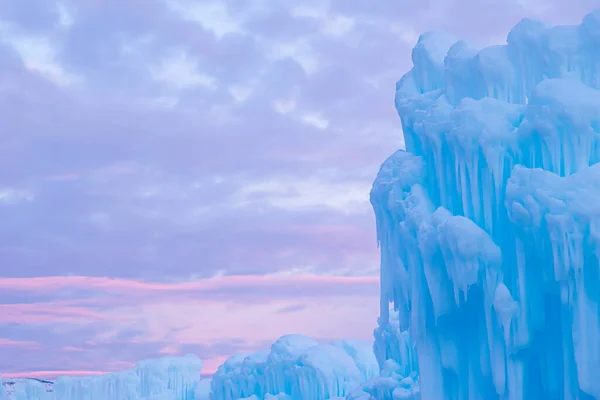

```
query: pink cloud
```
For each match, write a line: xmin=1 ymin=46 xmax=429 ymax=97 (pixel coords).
xmin=0 ymin=338 xmax=40 ymax=349
xmin=0 ymin=301 xmax=107 ymax=324
xmin=3 ymin=370 xmax=109 ymax=380
xmin=44 ymin=173 xmax=80 ymax=182
xmin=61 ymin=346 xmax=86 ymax=352
xmin=0 ymin=274 xmax=378 ymax=296
xmin=0 ymin=274 xmax=379 ymax=378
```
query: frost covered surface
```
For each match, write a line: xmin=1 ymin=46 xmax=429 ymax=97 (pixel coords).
xmin=210 ymin=334 xmax=378 ymax=400
xmin=372 ymin=9 xmax=600 ymax=400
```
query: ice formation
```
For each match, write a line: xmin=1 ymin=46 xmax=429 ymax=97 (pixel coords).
xmin=52 ymin=354 xmax=207 ymax=400
xmin=3 ymin=337 xmax=376 ymax=400
xmin=3 ymin=355 xmax=209 ymax=400
xmin=210 ymin=334 xmax=378 ymax=400
xmin=371 ymin=9 xmax=600 ymax=400
xmin=364 ymin=309 xmax=420 ymax=400
xmin=0 ymin=377 xmax=6 ymax=400
xmin=346 ymin=359 xmax=420 ymax=400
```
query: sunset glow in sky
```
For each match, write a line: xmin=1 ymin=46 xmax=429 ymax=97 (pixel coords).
xmin=1 ymin=0 xmax=597 ymax=380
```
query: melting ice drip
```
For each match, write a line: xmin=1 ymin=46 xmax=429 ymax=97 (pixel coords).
xmin=371 ymin=9 xmax=600 ymax=400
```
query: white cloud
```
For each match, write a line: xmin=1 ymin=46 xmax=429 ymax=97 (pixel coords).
xmin=149 ymin=51 xmax=217 ymax=90
xmin=301 ymin=113 xmax=329 ymax=129
xmin=273 ymin=98 xmax=297 ymax=114
xmin=228 ymin=85 xmax=253 ymax=103
xmin=233 ymin=177 xmax=370 ymax=213
xmin=269 ymin=39 xmax=319 ymax=75
xmin=290 ymin=5 xmax=355 ymax=37
xmin=164 ymin=0 xmax=243 ymax=39
xmin=513 ymin=0 xmax=552 ymax=15
xmin=322 ymin=15 xmax=355 ymax=37
xmin=136 ymin=96 xmax=180 ymax=109
xmin=0 ymin=22 xmax=80 ymax=86
xmin=0 ymin=188 xmax=33 ymax=205
xmin=388 ymin=24 xmax=420 ymax=47
xmin=57 ymin=3 xmax=74 ymax=28
xmin=88 ymin=212 xmax=112 ymax=230
xmin=290 ymin=4 xmax=329 ymax=20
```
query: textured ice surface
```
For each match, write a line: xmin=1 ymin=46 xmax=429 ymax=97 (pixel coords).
xmin=371 ymin=9 xmax=600 ymax=400
xmin=210 ymin=334 xmax=378 ymax=400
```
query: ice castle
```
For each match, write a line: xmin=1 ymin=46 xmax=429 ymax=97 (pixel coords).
xmin=4 ymin=8 xmax=600 ymax=400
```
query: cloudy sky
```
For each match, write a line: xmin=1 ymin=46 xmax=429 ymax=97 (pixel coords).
xmin=0 ymin=0 xmax=597 ymax=380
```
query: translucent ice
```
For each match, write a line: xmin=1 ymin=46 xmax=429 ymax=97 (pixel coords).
xmin=371 ymin=9 xmax=600 ymax=400
xmin=210 ymin=334 xmax=378 ymax=400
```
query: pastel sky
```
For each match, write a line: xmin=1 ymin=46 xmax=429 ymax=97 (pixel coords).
xmin=0 ymin=0 xmax=597 ymax=380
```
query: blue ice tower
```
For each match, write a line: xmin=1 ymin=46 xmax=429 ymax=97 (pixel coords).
xmin=370 ymin=9 xmax=600 ymax=400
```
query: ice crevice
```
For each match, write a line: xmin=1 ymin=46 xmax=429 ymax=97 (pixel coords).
xmin=371 ymin=9 xmax=600 ymax=400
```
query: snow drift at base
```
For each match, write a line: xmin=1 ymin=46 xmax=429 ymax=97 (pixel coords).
xmin=371 ymin=8 xmax=600 ymax=400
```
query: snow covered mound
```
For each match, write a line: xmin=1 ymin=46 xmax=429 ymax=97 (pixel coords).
xmin=2 ymin=354 xmax=209 ymax=400
xmin=210 ymin=334 xmax=378 ymax=400
xmin=371 ymin=11 xmax=600 ymax=400
xmin=371 ymin=9 xmax=600 ymax=400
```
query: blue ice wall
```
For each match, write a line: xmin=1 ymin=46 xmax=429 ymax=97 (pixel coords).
xmin=371 ymin=9 xmax=600 ymax=400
